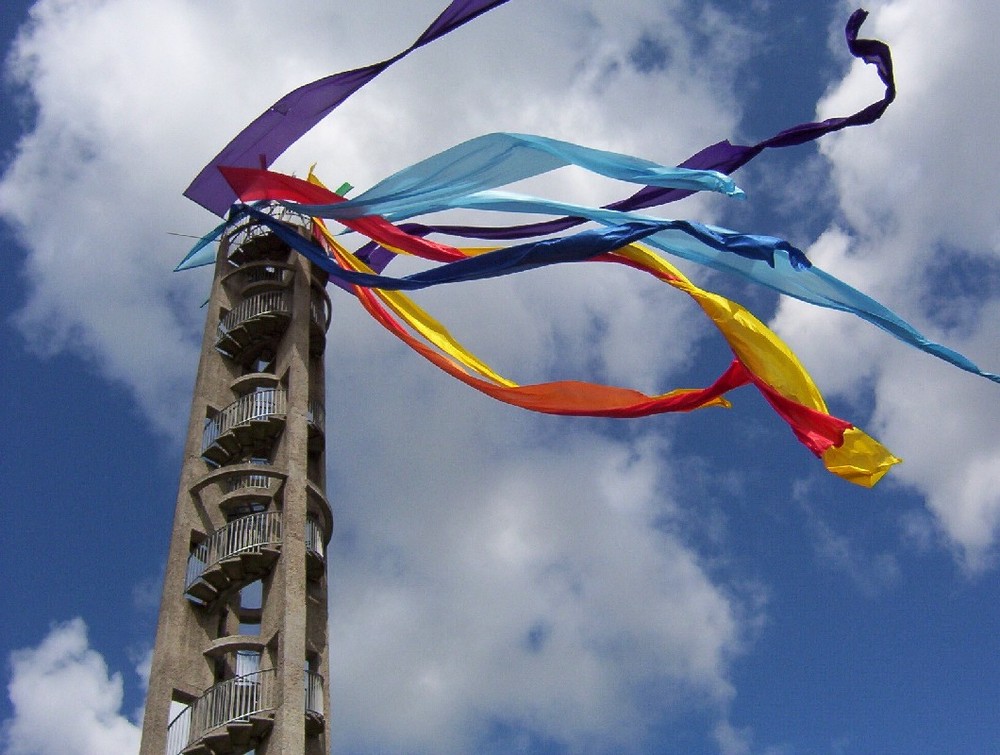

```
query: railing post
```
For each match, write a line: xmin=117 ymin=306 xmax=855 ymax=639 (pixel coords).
xmin=184 ymin=512 xmax=283 ymax=593
xmin=176 ymin=670 xmax=276 ymax=747
xmin=217 ymin=291 xmax=292 ymax=342
xmin=165 ymin=704 xmax=192 ymax=755
xmin=201 ymin=389 xmax=288 ymax=456
xmin=305 ymin=516 xmax=324 ymax=559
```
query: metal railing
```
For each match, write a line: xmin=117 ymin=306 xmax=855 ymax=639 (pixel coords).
xmin=310 ymin=297 xmax=330 ymax=332
xmin=165 ymin=670 xmax=323 ymax=755
xmin=165 ymin=704 xmax=191 ymax=755
xmin=226 ymin=216 xmax=277 ymax=255
xmin=305 ymin=671 xmax=325 ymax=716
xmin=165 ymin=670 xmax=278 ymax=755
xmin=202 ymin=388 xmax=288 ymax=451
xmin=217 ymin=290 xmax=291 ymax=342
xmin=307 ymin=400 xmax=325 ymax=434
xmin=193 ymin=671 xmax=275 ymax=740
xmin=225 ymin=207 xmax=306 ymax=257
xmin=225 ymin=471 xmax=275 ymax=494
xmin=239 ymin=262 xmax=291 ymax=288
xmin=185 ymin=512 xmax=282 ymax=589
xmin=305 ymin=515 xmax=325 ymax=560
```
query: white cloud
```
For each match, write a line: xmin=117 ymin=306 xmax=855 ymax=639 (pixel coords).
xmin=0 ymin=0 xmax=746 ymax=438
xmin=327 ymin=390 xmax=751 ymax=752
xmin=320 ymin=277 xmax=756 ymax=750
xmin=5 ymin=0 xmax=923 ymax=751
xmin=9 ymin=1 xmax=1000 ymax=753
xmin=713 ymin=719 xmax=753 ymax=755
xmin=792 ymin=486 xmax=901 ymax=598
xmin=771 ymin=0 xmax=1000 ymax=569
xmin=1 ymin=619 xmax=140 ymax=755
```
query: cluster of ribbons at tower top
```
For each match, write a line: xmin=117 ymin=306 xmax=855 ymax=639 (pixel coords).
xmin=179 ymin=1 xmax=999 ymax=488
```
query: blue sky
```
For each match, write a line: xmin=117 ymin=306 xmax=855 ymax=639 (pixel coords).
xmin=2 ymin=1 xmax=1000 ymax=753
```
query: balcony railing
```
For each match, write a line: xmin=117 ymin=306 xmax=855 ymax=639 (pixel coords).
xmin=305 ymin=515 xmax=325 ymax=560
xmin=193 ymin=671 xmax=275 ymax=737
xmin=305 ymin=670 xmax=324 ymax=716
xmin=307 ymin=400 xmax=325 ymax=434
xmin=202 ymin=389 xmax=288 ymax=452
xmin=225 ymin=208 xmax=305 ymax=258
xmin=165 ymin=670 xmax=277 ymax=755
xmin=217 ymin=290 xmax=291 ymax=343
xmin=239 ymin=262 xmax=291 ymax=288
xmin=165 ymin=670 xmax=324 ymax=755
xmin=225 ymin=470 xmax=275 ymax=494
xmin=165 ymin=704 xmax=191 ymax=755
xmin=310 ymin=297 xmax=330 ymax=332
xmin=185 ymin=512 xmax=282 ymax=590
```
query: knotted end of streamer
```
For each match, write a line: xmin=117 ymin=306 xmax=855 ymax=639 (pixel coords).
xmin=822 ymin=427 xmax=901 ymax=487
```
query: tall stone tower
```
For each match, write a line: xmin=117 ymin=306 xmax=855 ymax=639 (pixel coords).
xmin=140 ymin=209 xmax=333 ymax=755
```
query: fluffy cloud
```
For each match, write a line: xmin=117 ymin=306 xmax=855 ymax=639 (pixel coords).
xmin=1 ymin=0 xmax=759 ymax=751
xmin=0 ymin=0 xmax=744 ymax=437
xmin=8 ymin=2 xmax=1000 ymax=755
xmin=1 ymin=620 xmax=141 ymax=755
xmin=770 ymin=0 xmax=1000 ymax=569
xmin=326 ymin=373 xmax=751 ymax=751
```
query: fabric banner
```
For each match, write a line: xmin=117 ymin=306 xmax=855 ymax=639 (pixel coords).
xmin=320 ymin=218 xmax=899 ymax=487
xmin=207 ymin=168 xmax=1000 ymax=388
xmin=353 ymin=8 xmax=894 ymax=273
xmin=184 ymin=0 xmax=512 ymax=215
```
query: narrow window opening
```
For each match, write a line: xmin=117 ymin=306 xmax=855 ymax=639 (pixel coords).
xmin=166 ymin=694 xmax=192 ymax=749
xmin=234 ymin=649 xmax=261 ymax=679
xmin=240 ymin=580 xmax=263 ymax=611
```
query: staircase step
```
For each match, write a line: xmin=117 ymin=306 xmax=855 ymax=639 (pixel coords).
xmin=219 ymin=556 xmax=244 ymax=581
xmin=249 ymin=711 xmax=275 ymax=738
xmin=218 ymin=433 xmax=242 ymax=453
xmin=201 ymin=564 xmax=230 ymax=591
xmin=201 ymin=445 xmax=228 ymax=466
xmin=226 ymin=720 xmax=254 ymax=748
xmin=305 ymin=709 xmax=325 ymax=735
xmin=215 ymin=338 xmax=237 ymax=357
xmin=200 ymin=729 xmax=234 ymax=754
xmin=263 ymin=419 xmax=284 ymax=435
xmin=241 ymin=551 xmax=267 ymax=573
xmin=186 ymin=579 xmax=217 ymax=603
xmin=306 ymin=552 xmax=325 ymax=581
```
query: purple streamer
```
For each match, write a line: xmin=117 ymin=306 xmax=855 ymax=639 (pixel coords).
xmin=184 ymin=0 xmax=512 ymax=216
xmin=358 ymin=8 xmax=894 ymax=272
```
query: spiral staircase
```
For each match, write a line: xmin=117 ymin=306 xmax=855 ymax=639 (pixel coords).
xmin=144 ymin=213 xmax=333 ymax=755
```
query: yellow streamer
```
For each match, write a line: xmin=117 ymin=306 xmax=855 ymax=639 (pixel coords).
xmin=612 ymin=243 xmax=828 ymax=411
xmin=303 ymin=171 xmax=898 ymax=485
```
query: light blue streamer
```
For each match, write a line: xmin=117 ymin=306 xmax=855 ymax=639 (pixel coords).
xmin=285 ymin=132 xmax=743 ymax=220
xmin=174 ymin=205 xmax=257 ymax=271
xmin=175 ymin=142 xmax=998 ymax=385
xmin=174 ymin=218 xmax=233 ymax=271
xmin=382 ymin=189 xmax=1000 ymax=385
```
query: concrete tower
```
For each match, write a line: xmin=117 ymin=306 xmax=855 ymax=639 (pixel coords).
xmin=140 ymin=209 xmax=333 ymax=755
